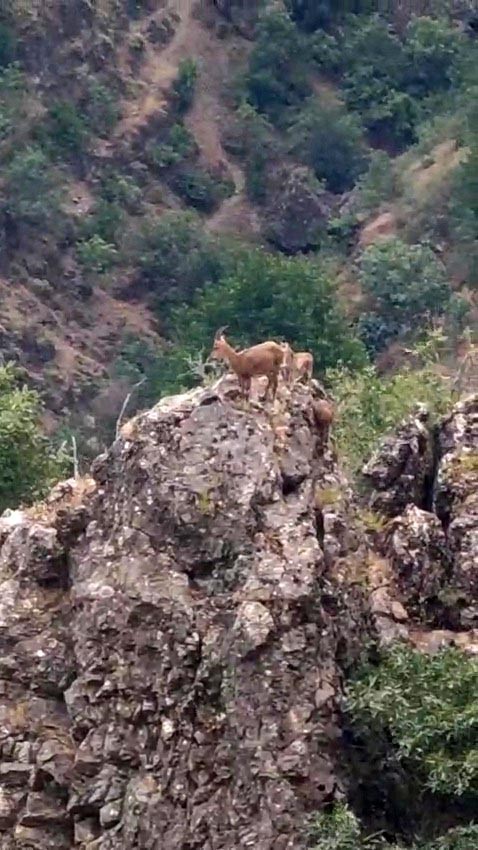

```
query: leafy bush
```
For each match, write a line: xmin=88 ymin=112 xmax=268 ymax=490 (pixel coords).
xmin=354 ymin=150 xmax=396 ymax=213
xmin=150 ymin=122 xmax=195 ymax=170
xmin=76 ymin=235 xmax=118 ymax=274
xmin=359 ymin=239 xmax=451 ymax=345
xmin=327 ymin=342 xmax=453 ymax=473
xmin=404 ymin=17 xmax=463 ymax=98
xmin=4 ymin=145 xmax=62 ymax=226
xmin=226 ymin=102 xmax=279 ymax=203
xmin=47 ymin=100 xmax=89 ymax=154
xmin=0 ymin=364 xmax=67 ymax=511
xmin=80 ymin=199 xmax=124 ymax=245
xmin=171 ymin=167 xmax=233 ymax=212
xmin=288 ymin=100 xmax=369 ymax=193
xmin=173 ymin=58 xmax=197 ymax=114
xmin=83 ymin=79 xmax=120 ymax=136
xmin=131 ymin=211 xmax=226 ymax=305
xmin=98 ymin=171 xmax=143 ymax=214
xmin=246 ymin=11 xmax=310 ymax=121
xmin=309 ymin=804 xmax=478 ymax=850
xmin=345 ymin=645 xmax=478 ymax=799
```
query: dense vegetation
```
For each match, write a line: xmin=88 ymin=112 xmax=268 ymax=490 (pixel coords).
xmin=0 ymin=5 xmax=475 ymax=471
xmin=0 ymin=365 xmax=67 ymax=511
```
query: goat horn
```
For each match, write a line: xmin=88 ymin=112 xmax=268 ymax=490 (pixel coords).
xmin=214 ymin=325 xmax=228 ymax=339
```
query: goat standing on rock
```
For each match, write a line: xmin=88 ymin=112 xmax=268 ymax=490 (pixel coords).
xmin=281 ymin=343 xmax=314 ymax=383
xmin=210 ymin=327 xmax=284 ymax=401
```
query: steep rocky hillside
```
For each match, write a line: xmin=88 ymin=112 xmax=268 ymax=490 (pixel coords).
xmin=0 ymin=0 xmax=476 ymax=451
xmin=0 ymin=374 xmax=476 ymax=847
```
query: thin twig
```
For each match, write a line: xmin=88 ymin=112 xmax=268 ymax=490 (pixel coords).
xmin=115 ymin=377 xmax=146 ymax=439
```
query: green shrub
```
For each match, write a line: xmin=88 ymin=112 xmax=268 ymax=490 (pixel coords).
xmin=98 ymin=171 xmax=143 ymax=213
xmin=80 ymin=199 xmax=124 ymax=245
xmin=76 ymin=235 xmax=118 ymax=274
xmin=355 ymin=150 xmax=396 ymax=213
xmin=173 ymin=58 xmax=197 ymax=114
xmin=288 ymin=100 xmax=369 ymax=193
xmin=404 ymin=17 xmax=463 ymax=98
xmin=345 ymin=645 xmax=478 ymax=799
xmin=48 ymin=100 xmax=89 ymax=154
xmin=84 ymin=79 xmax=120 ymax=136
xmin=172 ymin=167 xmax=233 ymax=212
xmin=359 ymin=238 xmax=451 ymax=343
xmin=150 ymin=122 xmax=195 ymax=169
xmin=0 ymin=364 xmax=67 ymax=511
xmin=4 ymin=145 xmax=62 ymax=226
xmin=309 ymin=804 xmax=478 ymax=850
xmin=132 ymin=211 xmax=226 ymax=305
xmin=327 ymin=344 xmax=453 ymax=473
xmin=246 ymin=11 xmax=310 ymax=120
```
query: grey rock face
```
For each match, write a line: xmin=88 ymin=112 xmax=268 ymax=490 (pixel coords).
xmin=0 ymin=378 xmax=370 ymax=848
xmin=362 ymin=405 xmax=433 ymax=517
xmin=264 ymin=166 xmax=330 ymax=254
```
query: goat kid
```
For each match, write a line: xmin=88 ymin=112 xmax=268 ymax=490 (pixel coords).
xmin=210 ymin=327 xmax=284 ymax=401
xmin=281 ymin=344 xmax=314 ymax=384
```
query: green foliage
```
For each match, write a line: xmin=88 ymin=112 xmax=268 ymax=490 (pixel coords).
xmin=228 ymin=102 xmax=279 ymax=203
xmin=327 ymin=342 xmax=453 ymax=472
xmin=404 ymin=17 xmax=463 ymax=98
xmin=173 ymin=58 xmax=197 ymax=114
xmin=309 ymin=804 xmax=478 ymax=850
xmin=288 ymin=99 xmax=368 ymax=193
xmin=359 ymin=239 xmax=451 ymax=350
xmin=0 ymin=23 xmax=15 ymax=68
xmin=132 ymin=211 xmax=226 ymax=305
xmin=171 ymin=248 xmax=367 ymax=377
xmin=47 ymin=100 xmax=89 ymax=154
xmin=4 ymin=145 xmax=62 ymax=226
xmin=150 ymin=122 xmax=195 ymax=169
xmin=76 ymin=234 xmax=118 ymax=274
xmin=345 ymin=645 xmax=478 ymax=799
xmin=83 ymin=79 xmax=120 ymax=136
xmin=450 ymin=145 xmax=478 ymax=287
xmin=0 ymin=364 xmax=67 ymax=511
xmin=80 ymin=198 xmax=124 ymax=245
xmin=98 ymin=171 xmax=143 ymax=214
xmin=354 ymin=150 xmax=396 ymax=213
xmin=171 ymin=167 xmax=233 ymax=212
xmin=246 ymin=11 xmax=310 ymax=121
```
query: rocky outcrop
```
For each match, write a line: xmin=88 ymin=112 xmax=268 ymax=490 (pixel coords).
xmin=264 ymin=166 xmax=330 ymax=254
xmin=0 ymin=377 xmax=475 ymax=847
xmin=0 ymin=377 xmax=371 ymax=849
xmin=364 ymin=395 xmax=478 ymax=643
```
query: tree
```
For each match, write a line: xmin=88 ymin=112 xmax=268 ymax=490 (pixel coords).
xmin=404 ymin=16 xmax=463 ymax=97
xmin=131 ymin=212 xmax=226 ymax=307
xmin=288 ymin=100 xmax=369 ymax=192
xmin=4 ymin=145 xmax=62 ymax=227
xmin=246 ymin=11 xmax=310 ymax=120
xmin=0 ymin=364 xmax=66 ymax=511
xmin=359 ymin=238 xmax=451 ymax=340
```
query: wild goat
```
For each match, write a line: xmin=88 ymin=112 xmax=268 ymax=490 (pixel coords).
xmin=311 ymin=398 xmax=334 ymax=448
xmin=210 ymin=327 xmax=284 ymax=400
xmin=281 ymin=343 xmax=314 ymax=383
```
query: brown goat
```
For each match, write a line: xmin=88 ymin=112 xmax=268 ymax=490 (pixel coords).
xmin=294 ymin=351 xmax=314 ymax=382
xmin=210 ymin=328 xmax=284 ymax=401
xmin=280 ymin=344 xmax=314 ymax=384
xmin=311 ymin=398 xmax=335 ymax=448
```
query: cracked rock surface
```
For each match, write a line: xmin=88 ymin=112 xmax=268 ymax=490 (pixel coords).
xmin=0 ymin=377 xmax=371 ymax=849
xmin=0 ymin=380 xmax=475 ymax=847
